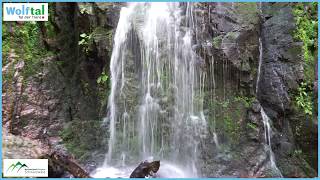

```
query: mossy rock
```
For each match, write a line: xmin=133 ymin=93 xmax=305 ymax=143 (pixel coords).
xmin=234 ymin=3 xmax=259 ymax=25
xmin=92 ymin=27 xmax=113 ymax=42
xmin=223 ymin=31 xmax=240 ymax=43
xmin=59 ymin=119 xmax=107 ymax=161
xmin=213 ymin=35 xmax=223 ymax=49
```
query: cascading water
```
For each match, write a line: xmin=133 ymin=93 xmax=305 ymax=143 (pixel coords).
xmin=92 ymin=2 xmax=207 ymax=178
xmin=260 ymin=108 xmax=282 ymax=177
xmin=209 ymin=57 xmax=219 ymax=148
xmin=256 ymin=29 xmax=282 ymax=177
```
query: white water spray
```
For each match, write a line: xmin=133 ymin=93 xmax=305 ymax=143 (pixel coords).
xmin=93 ymin=2 xmax=207 ymax=178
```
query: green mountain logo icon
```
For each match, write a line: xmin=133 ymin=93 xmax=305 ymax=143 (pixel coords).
xmin=7 ymin=161 xmax=28 ymax=172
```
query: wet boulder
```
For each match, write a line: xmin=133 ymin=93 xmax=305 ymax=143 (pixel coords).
xmin=130 ymin=160 xmax=160 ymax=178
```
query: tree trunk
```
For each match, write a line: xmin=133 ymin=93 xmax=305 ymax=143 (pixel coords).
xmin=40 ymin=151 xmax=91 ymax=178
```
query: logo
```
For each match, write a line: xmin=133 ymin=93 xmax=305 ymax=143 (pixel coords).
xmin=3 ymin=3 xmax=48 ymax=21
xmin=7 ymin=161 xmax=28 ymax=172
xmin=3 ymin=159 xmax=48 ymax=177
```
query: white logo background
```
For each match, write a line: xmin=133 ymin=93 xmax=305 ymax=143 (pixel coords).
xmin=3 ymin=3 xmax=48 ymax=21
xmin=3 ymin=159 xmax=48 ymax=177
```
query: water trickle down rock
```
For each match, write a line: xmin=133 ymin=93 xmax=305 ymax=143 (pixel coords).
xmin=256 ymin=15 xmax=282 ymax=177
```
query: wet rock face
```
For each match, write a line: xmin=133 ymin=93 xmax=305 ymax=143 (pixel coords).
xmin=193 ymin=2 xmax=260 ymax=95
xmin=259 ymin=3 xmax=317 ymax=177
xmin=192 ymin=2 xmax=316 ymax=177
xmin=53 ymin=2 xmax=122 ymax=121
xmin=45 ymin=2 xmax=123 ymax=164
xmin=259 ymin=3 xmax=303 ymax=118
xmin=191 ymin=3 xmax=263 ymax=177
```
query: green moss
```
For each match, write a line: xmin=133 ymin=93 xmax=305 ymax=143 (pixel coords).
xmin=234 ymin=95 xmax=255 ymax=108
xmin=59 ymin=119 xmax=106 ymax=161
xmin=208 ymin=95 xmax=254 ymax=145
xmin=236 ymin=2 xmax=258 ymax=12
xmin=212 ymin=35 xmax=223 ymax=49
xmin=240 ymin=61 xmax=251 ymax=71
xmin=234 ymin=3 xmax=259 ymax=25
xmin=46 ymin=5 xmax=57 ymax=38
xmin=204 ymin=92 xmax=259 ymax=149
xmin=225 ymin=32 xmax=239 ymax=41
xmin=224 ymin=115 xmax=239 ymax=139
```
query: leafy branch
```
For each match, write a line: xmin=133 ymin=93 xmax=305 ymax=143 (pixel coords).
xmin=295 ymin=82 xmax=313 ymax=115
xmin=78 ymin=33 xmax=92 ymax=54
xmin=97 ymin=71 xmax=108 ymax=84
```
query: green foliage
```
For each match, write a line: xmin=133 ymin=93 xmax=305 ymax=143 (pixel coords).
xmin=96 ymin=70 xmax=111 ymax=114
xmin=290 ymin=149 xmax=305 ymax=159
xmin=2 ymin=22 xmax=53 ymax=79
xmin=79 ymin=33 xmax=92 ymax=45
xmin=295 ymin=82 xmax=313 ymax=115
xmin=234 ymin=96 xmax=255 ymax=108
xmin=247 ymin=122 xmax=257 ymax=130
xmin=78 ymin=4 xmax=93 ymax=15
xmin=78 ymin=33 xmax=93 ymax=54
xmin=220 ymin=99 xmax=230 ymax=108
xmin=224 ymin=114 xmax=240 ymax=143
xmin=224 ymin=115 xmax=232 ymax=133
xmin=80 ymin=7 xmax=89 ymax=14
xmin=293 ymin=2 xmax=318 ymax=84
xmin=2 ymin=4 xmax=55 ymax=75
xmin=293 ymin=149 xmax=303 ymax=157
xmin=44 ymin=21 xmax=56 ymax=38
xmin=97 ymin=71 xmax=109 ymax=84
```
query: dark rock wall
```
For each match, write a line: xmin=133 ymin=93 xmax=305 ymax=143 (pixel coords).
xmin=46 ymin=2 xmax=123 ymax=165
xmin=191 ymin=2 xmax=317 ymax=177
xmin=260 ymin=3 xmax=317 ymax=177
xmin=3 ymin=2 xmax=122 ymax=166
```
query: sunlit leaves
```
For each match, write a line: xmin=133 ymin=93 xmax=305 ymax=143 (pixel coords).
xmin=78 ymin=33 xmax=93 ymax=54
xmin=295 ymin=82 xmax=313 ymax=115
xmin=97 ymin=72 xmax=108 ymax=84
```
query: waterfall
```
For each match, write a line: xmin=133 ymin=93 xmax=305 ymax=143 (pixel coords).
xmin=260 ymin=108 xmax=283 ymax=177
xmin=93 ymin=2 xmax=207 ymax=178
xmin=209 ymin=57 xmax=219 ymax=148
xmin=256 ymin=20 xmax=282 ymax=177
xmin=256 ymin=38 xmax=263 ymax=94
